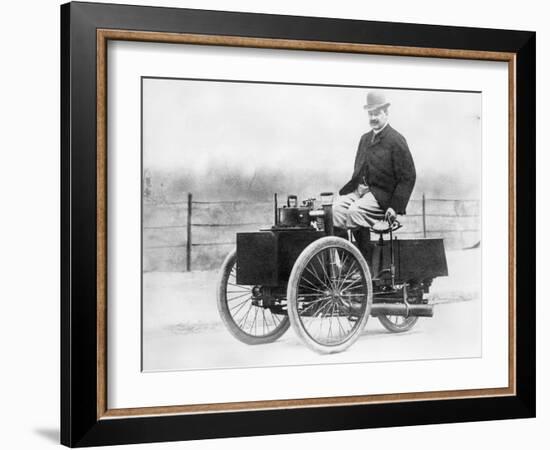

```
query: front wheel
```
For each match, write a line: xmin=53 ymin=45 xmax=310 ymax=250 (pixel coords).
xmin=217 ymin=249 xmax=290 ymax=345
xmin=287 ymin=237 xmax=373 ymax=354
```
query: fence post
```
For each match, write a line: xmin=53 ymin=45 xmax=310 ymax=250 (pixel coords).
xmin=422 ymin=193 xmax=427 ymax=238
xmin=187 ymin=192 xmax=192 ymax=271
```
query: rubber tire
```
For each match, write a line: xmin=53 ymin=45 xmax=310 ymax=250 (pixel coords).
xmin=287 ymin=237 xmax=373 ymax=354
xmin=217 ymin=249 xmax=290 ymax=345
xmin=378 ymin=315 xmax=419 ymax=333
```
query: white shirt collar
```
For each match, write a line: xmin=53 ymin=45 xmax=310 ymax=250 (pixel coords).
xmin=372 ymin=121 xmax=389 ymax=135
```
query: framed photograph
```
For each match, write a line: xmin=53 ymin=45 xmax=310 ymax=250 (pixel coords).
xmin=61 ymin=1 xmax=535 ymax=447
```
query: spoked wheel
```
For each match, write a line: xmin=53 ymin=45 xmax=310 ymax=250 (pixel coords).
xmin=377 ymin=314 xmax=419 ymax=333
xmin=217 ymin=249 xmax=290 ymax=345
xmin=287 ymin=237 xmax=373 ymax=354
xmin=377 ymin=282 xmax=423 ymax=333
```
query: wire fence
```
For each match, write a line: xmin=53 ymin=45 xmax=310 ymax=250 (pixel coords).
xmin=143 ymin=193 xmax=480 ymax=272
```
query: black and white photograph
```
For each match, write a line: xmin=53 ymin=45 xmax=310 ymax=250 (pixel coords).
xmin=0 ymin=0 xmax=542 ymax=446
xmin=141 ymin=78 xmax=482 ymax=372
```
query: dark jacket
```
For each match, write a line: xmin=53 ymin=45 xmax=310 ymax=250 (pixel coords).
xmin=339 ymin=124 xmax=416 ymax=214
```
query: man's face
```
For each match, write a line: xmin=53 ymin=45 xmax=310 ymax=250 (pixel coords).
xmin=368 ymin=107 xmax=388 ymax=131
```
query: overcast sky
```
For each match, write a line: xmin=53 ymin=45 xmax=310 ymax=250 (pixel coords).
xmin=143 ymin=78 xmax=481 ymax=198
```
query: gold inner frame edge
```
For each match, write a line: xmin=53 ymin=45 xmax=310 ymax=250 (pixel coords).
xmin=96 ymin=28 xmax=517 ymax=420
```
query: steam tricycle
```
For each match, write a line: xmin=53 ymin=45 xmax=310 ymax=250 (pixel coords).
xmin=217 ymin=192 xmax=448 ymax=354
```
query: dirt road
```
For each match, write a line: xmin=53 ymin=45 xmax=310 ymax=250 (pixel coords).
xmin=143 ymin=249 xmax=481 ymax=372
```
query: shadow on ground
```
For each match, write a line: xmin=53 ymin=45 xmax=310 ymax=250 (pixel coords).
xmin=34 ymin=428 xmax=59 ymax=444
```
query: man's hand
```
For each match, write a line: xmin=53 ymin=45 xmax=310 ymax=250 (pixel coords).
xmin=356 ymin=183 xmax=369 ymax=197
xmin=385 ymin=207 xmax=397 ymax=223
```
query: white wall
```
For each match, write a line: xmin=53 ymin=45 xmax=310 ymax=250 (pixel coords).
xmin=0 ymin=0 xmax=545 ymax=449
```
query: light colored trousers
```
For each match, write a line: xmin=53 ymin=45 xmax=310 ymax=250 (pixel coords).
xmin=332 ymin=191 xmax=385 ymax=229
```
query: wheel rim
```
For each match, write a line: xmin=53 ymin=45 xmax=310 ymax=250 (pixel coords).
xmin=223 ymin=257 xmax=287 ymax=338
xmin=294 ymin=246 xmax=369 ymax=347
xmin=378 ymin=313 xmax=418 ymax=332
xmin=386 ymin=315 xmax=417 ymax=327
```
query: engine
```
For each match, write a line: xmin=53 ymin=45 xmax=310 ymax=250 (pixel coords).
xmin=272 ymin=192 xmax=334 ymax=234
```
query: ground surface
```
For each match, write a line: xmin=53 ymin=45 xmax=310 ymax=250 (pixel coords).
xmin=143 ymin=249 xmax=481 ymax=371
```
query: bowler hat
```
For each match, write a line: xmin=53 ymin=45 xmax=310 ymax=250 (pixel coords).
xmin=363 ymin=91 xmax=391 ymax=111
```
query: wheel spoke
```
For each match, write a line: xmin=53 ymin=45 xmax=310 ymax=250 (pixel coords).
xmin=227 ymin=291 xmax=252 ymax=302
xmin=228 ymin=283 xmax=245 ymax=289
xmin=330 ymin=302 xmax=343 ymax=340
xmin=309 ymin=298 xmax=333 ymax=317
xmin=308 ymin=258 xmax=329 ymax=288
xmin=299 ymin=277 xmax=325 ymax=294
xmin=237 ymin=303 xmax=254 ymax=329
xmin=299 ymin=274 xmax=325 ymax=292
xmin=229 ymin=297 xmax=251 ymax=312
xmin=269 ymin=310 xmax=279 ymax=328
xmin=340 ymin=278 xmax=364 ymax=295
xmin=305 ymin=265 xmax=330 ymax=291
xmin=335 ymin=260 xmax=359 ymax=291
xmin=336 ymin=250 xmax=348 ymax=271
xmin=327 ymin=302 xmax=335 ymax=342
xmin=250 ymin=306 xmax=259 ymax=333
xmin=300 ymin=296 xmax=332 ymax=315
xmin=231 ymin=298 xmax=253 ymax=319
xmin=317 ymin=252 xmax=332 ymax=289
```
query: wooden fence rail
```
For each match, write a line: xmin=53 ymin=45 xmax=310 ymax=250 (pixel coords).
xmin=143 ymin=193 xmax=480 ymax=272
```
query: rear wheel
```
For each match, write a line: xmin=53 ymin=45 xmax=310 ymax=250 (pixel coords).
xmin=377 ymin=314 xmax=419 ymax=332
xmin=377 ymin=282 xmax=426 ymax=332
xmin=217 ymin=249 xmax=290 ymax=345
xmin=287 ymin=237 xmax=373 ymax=354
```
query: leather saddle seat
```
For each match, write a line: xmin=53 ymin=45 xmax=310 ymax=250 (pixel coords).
xmin=370 ymin=220 xmax=403 ymax=235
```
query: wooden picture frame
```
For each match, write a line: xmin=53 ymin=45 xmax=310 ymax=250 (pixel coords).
xmin=61 ymin=1 xmax=535 ymax=446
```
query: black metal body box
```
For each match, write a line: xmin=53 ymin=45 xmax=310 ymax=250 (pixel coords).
xmin=236 ymin=230 xmax=325 ymax=286
xmin=367 ymin=238 xmax=448 ymax=282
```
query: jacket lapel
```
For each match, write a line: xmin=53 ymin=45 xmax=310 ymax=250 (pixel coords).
xmin=369 ymin=124 xmax=391 ymax=146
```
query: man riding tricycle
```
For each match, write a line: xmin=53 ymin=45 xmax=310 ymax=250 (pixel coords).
xmin=217 ymin=91 xmax=448 ymax=354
